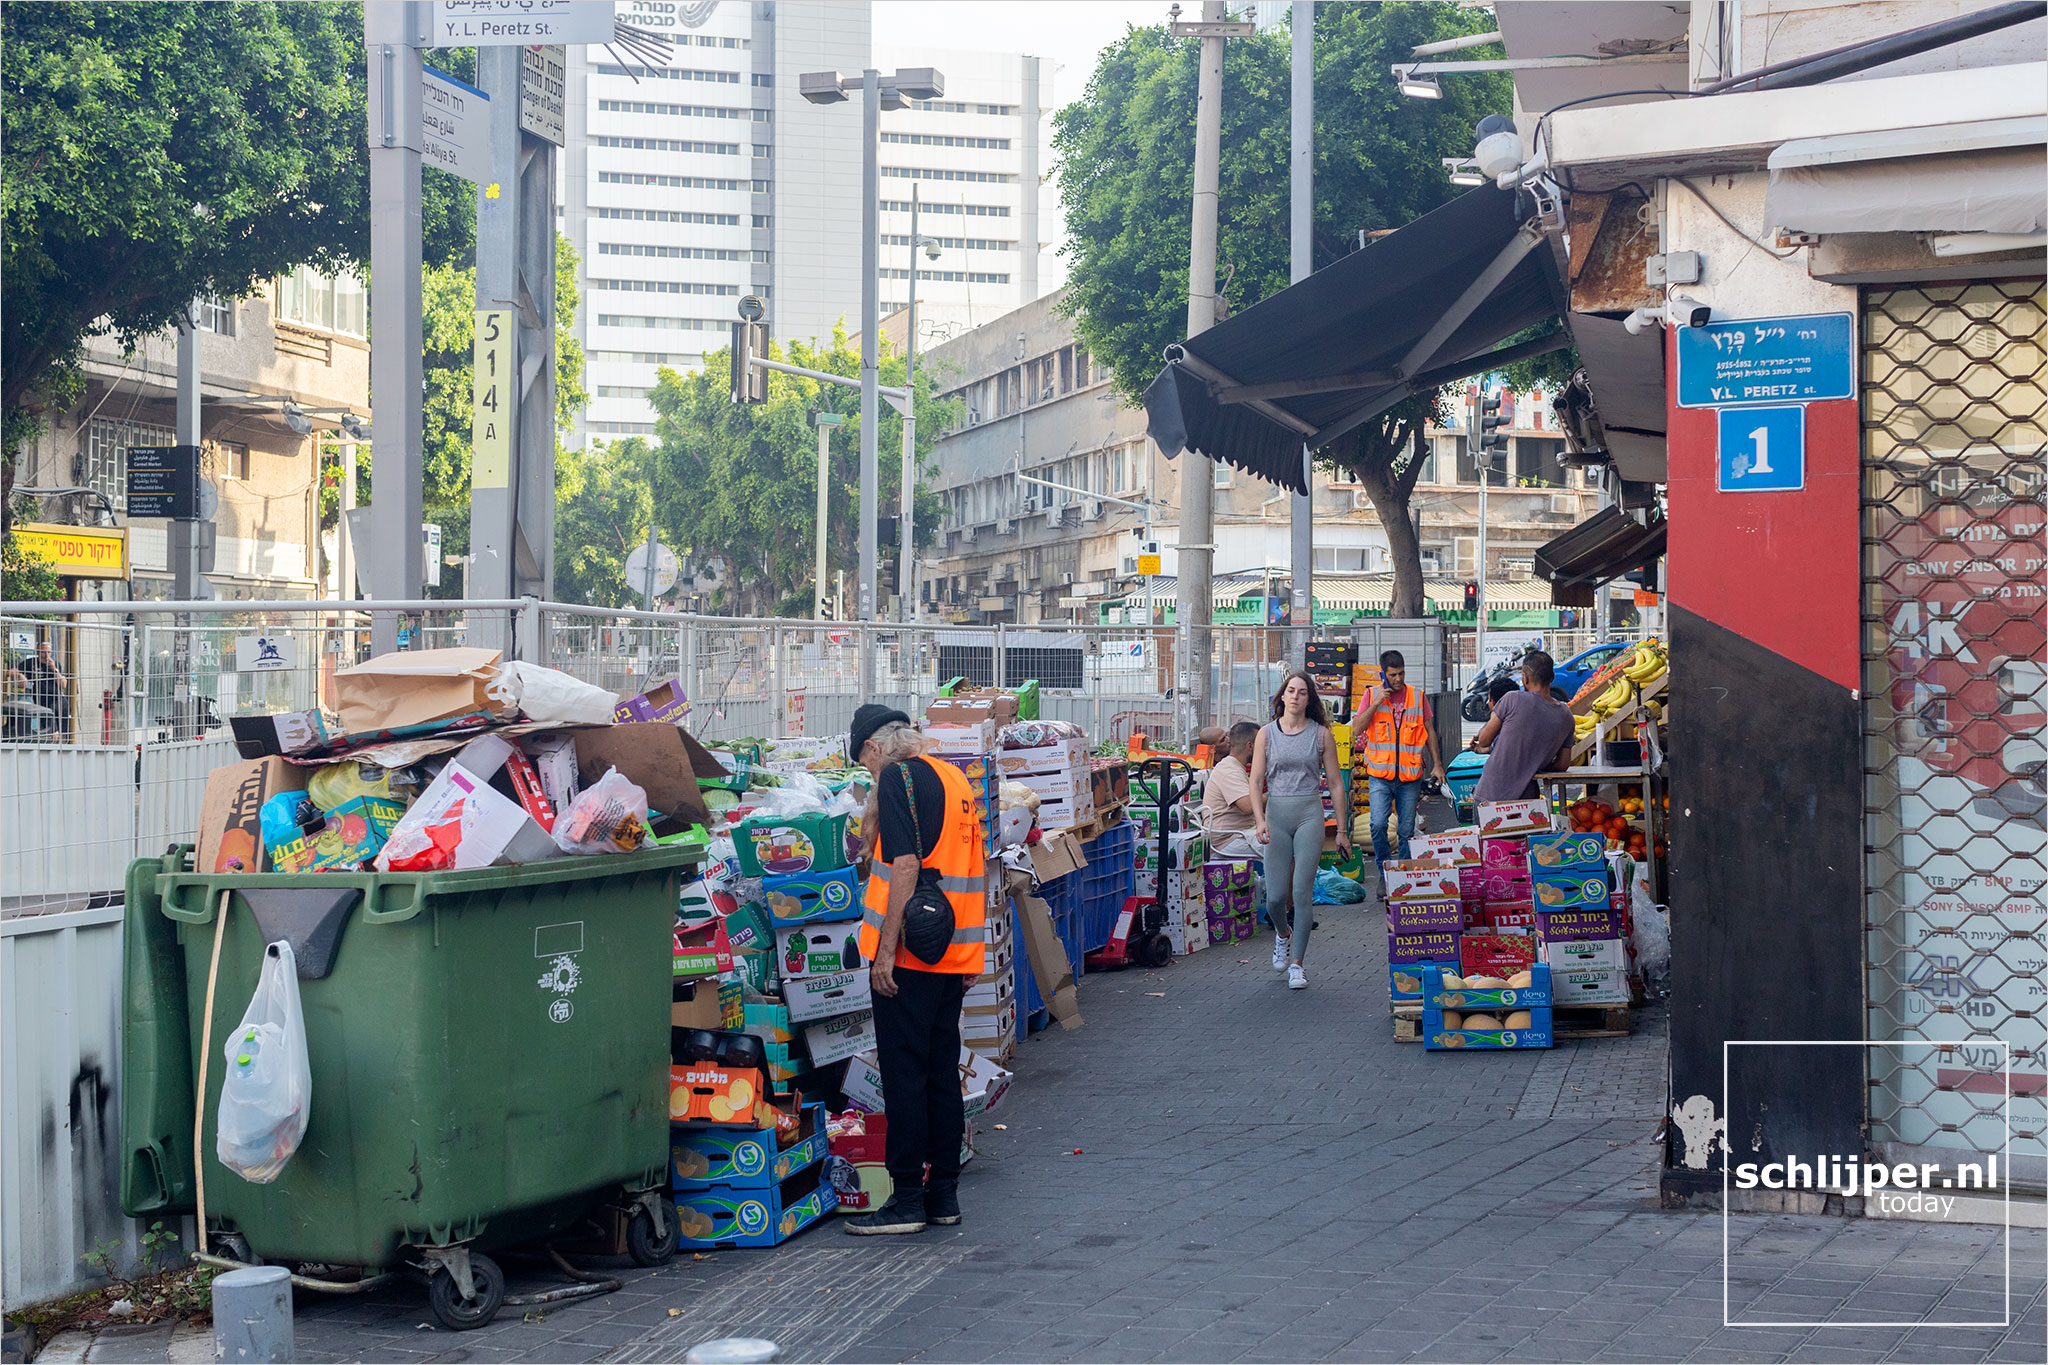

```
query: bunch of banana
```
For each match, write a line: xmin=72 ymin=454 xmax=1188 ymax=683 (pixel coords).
xmin=1573 ymin=712 xmax=1600 ymax=738
xmin=1590 ymin=677 xmax=1635 ymax=717
xmin=1622 ymin=639 xmax=1667 ymax=685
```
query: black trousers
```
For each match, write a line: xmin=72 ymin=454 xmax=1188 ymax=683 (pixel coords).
xmin=870 ymin=968 xmax=969 ymax=1187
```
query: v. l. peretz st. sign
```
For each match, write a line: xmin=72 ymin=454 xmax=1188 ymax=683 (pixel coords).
xmin=432 ymin=1 xmax=616 ymax=46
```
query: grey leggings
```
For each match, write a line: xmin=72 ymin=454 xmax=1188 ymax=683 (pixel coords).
xmin=1263 ymin=794 xmax=1324 ymax=964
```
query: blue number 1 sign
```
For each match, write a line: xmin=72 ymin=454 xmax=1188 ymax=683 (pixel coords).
xmin=1717 ymin=405 xmax=1805 ymax=492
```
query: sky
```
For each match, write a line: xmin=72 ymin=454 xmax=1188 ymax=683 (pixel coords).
xmin=872 ymin=1 xmax=1173 ymax=289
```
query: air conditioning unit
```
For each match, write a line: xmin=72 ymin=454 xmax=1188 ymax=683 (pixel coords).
xmin=1020 ymin=493 xmax=1040 ymax=515
xmin=1550 ymin=493 xmax=1575 ymax=516
xmin=1352 ymin=490 xmax=1371 ymax=512
xmin=961 ymin=525 xmax=978 ymax=544
xmin=996 ymin=517 xmax=1015 ymax=535
xmin=1083 ymin=499 xmax=1103 ymax=522
xmin=967 ymin=406 xmax=982 ymax=426
xmin=1121 ymin=556 xmax=1138 ymax=575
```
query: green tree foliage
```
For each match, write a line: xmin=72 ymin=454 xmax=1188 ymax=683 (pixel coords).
xmin=551 ymin=328 xmax=959 ymax=614
xmin=0 ymin=497 xmax=62 ymax=603
xmin=1054 ymin=2 xmax=1536 ymax=614
xmin=0 ymin=1 xmax=472 ymax=500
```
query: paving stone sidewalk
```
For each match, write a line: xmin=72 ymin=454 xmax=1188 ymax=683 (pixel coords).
xmin=39 ymin=874 xmax=2044 ymax=1364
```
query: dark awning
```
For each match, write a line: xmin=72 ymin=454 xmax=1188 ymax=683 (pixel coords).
xmin=1534 ymin=505 xmax=1667 ymax=607
xmin=1144 ymin=184 xmax=1569 ymax=493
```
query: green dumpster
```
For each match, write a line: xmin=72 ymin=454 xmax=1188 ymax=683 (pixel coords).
xmin=122 ymin=836 xmax=704 ymax=1326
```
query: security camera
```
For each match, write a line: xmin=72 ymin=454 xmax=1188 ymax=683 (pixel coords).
xmin=1472 ymin=114 xmax=1520 ymax=181
xmin=924 ymin=242 xmax=941 ymax=262
xmin=1622 ymin=307 xmax=1662 ymax=336
xmin=1671 ymin=296 xmax=1712 ymax=328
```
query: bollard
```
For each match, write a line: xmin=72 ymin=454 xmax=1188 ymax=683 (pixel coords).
xmin=685 ymin=1339 xmax=779 ymax=1363
xmin=212 ymin=1265 xmax=293 ymax=1363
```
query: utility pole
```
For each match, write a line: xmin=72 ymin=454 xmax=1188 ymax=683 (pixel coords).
xmin=1169 ymin=0 xmax=1250 ymax=736
xmin=172 ymin=309 xmax=202 ymax=603
xmin=859 ymin=69 xmax=881 ymax=633
xmin=899 ymin=183 xmax=921 ymax=623
xmin=814 ymin=410 xmax=840 ymax=620
xmin=1288 ymin=0 xmax=1314 ymax=661
xmin=364 ymin=2 xmax=426 ymax=655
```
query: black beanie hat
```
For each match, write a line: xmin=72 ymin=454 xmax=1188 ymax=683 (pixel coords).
xmin=848 ymin=704 xmax=913 ymax=762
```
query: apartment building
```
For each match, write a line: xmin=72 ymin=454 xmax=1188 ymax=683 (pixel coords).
xmin=9 ymin=269 xmax=368 ymax=603
xmin=565 ymin=1 xmax=1054 ymax=443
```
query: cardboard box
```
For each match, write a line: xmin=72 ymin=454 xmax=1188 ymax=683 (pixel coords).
xmin=802 ymin=1009 xmax=878 ymax=1066
xmin=964 ymin=970 xmax=1014 ymax=1013
xmin=1479 ymin=870 xmax=1533 ymax=903
xmin=1390 ymin=960 xmax=1457 ymax=1002
xmin=733 ymin=812 xmax=851 ymax=878
xmin=994 ymin=737 xmax=1088 ymax=775
xmin=737 ymin=1001 xmax=797 ymax=1044
xmin=1027 ymin=830 xmax=1088 ymax=883
xmin=1545 ymin=937 xmax=1627 ymax=973
xmin=1383 ymin=860 xmax=1462 ymax=902
xmin=1413 ymin=828 xmax=1480 ymax=866
xmin=1479 ymin=836 xmax=1530 ymax=871
xmin=228 ymin=709 xmax=334 ymax=759
xmin=1460 ymin=931 xmax=1538 ymax=977
xmin=1538 ymin=906 xmax=1621 ymax=941
xmin=332 ymin=646 xmax=502 ymax=737
xmin=523 ymin=733 xmax=581 ymax=814
xmin=1478 ymin=799 xmax=1552 ymax=837
xmin=1526 ymin=829 xmax=1607 ymax=874
xmin=672 ymin=918 xmax=736 ymax=978
xmin=1014 ymin=769 xmax=1089 ymax=802
xmin=763 ymin=866 xmax=862 ymax=929
xmin=782 ymin=968 xmax=873 ymax=1023
xmin=671 ymin=976 xmax=743 ymax=1031
xmin=722 ymin=900 xmax=773 ymax=954
xmin=841 ymin=1051 xmax=887 ymax=1114
xmin=573 ymin=722 xmax=714 ymax=832
xmin=671 ymin=1100 xmax=827 ymax=1189
xmin=668 ymin=1064 xmax=770 ymax=1126
xmin=775 ymin=923 xmax=863 ymax=980
xmin=961 ymin=1046 xmax=1014 ymax=1118
xmin=923 ymin=720 xmax=996 ymax=754
xmin=926 ymin=691 xmax=1018 ymax=728
xmin=1034 ymin=793 xmax=1095 ymax=831
xmin=1386 ymin=898 xmax=1462 ymax=934
xmin=1388 ymin=928 xmax=1460 ymax=964
xmin=613 ymin=677 xmax=691 ymax=726
xmin=1424 ymin=963 xmax=1553 ymax=1010
xmin=1552 ymin=965 xmax=1630 ymax=1005
xmin=1422 ymin=1011 xmax=1554 ymax=1050
xmin=1458 ymin=866 xmax=1486 ymax=899
xmin=196 ymin=756 xmax=309 ymax=874
xmin=1533 ymin=870 xmax=1610 ymax=911
xmin=376 ymin=761 xmax=559 ymax=871
xmin=674 ymin=1163 xmax=836 ymax=1248
xmin=1483 ymin=906 xmax=1538 ymax=934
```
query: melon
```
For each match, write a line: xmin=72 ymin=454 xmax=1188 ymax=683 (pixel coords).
xmin=1504 ymin=1010 xmax=1532 ymax=1029
xmin=1464 ymin=1013 xmax=1502 ymax=1030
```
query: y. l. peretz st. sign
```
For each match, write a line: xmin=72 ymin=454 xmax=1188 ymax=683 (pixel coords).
xmin=432 ymin=0 xmax=615 ymax=46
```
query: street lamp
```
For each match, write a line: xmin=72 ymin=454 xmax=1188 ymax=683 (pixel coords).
xmin=898 ymin=182 xmax=945 ymax=622
xmin=800 ymin=64 xmax=945 ymax=632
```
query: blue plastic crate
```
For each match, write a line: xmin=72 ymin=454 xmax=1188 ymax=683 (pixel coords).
xmin=1012 ymin=900 xmax=1045 ymax=1019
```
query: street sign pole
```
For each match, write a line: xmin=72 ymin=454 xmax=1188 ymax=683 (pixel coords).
xmin=472 ymin=44 xmax=523 ymax=652
xmin=364 ymin=1 xmax=428 ymax=655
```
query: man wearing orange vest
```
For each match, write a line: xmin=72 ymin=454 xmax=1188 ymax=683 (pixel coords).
xmin=845 ymin=705 xmax=988 ymax=1235
xmin=1354 ymin=650 xmax=1446 ymax=884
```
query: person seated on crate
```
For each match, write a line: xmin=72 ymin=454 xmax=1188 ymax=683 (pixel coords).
xmin=1199 ymin=721 xmax=1263 ymax=860
xmin=1468 ymin=650 xmax=1576 ymax=802
xmin=844 ymin=704 xmax=987 ymax=1237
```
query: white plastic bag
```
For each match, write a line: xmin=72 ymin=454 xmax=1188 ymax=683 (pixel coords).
xmin=1630 ymin=863 xmax=1672 ymax=982
xmin=216 ymin=941 xmax=313 ymax=1184
xmin=485 ymin=661 xmax=619 ymax=726
xmin=553 ymin=766 xmax=651 ymax=855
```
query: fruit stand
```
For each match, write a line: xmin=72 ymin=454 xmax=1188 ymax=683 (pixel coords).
xmin=1541 ymin=639 xmax=1672 ymax=906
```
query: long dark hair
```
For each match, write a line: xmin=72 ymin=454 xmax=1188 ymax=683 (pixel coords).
xmin=1269 ymin=671 xmax=1330 ymax=727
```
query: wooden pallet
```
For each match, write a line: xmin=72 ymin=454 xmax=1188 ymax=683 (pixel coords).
xmin=1393 ymin=1004 xmax=1423 ymax=1044
xmin=1553 ymin=1004 xmax=1632 ymax=1040
xmin=1060 ymin=803 xmax=1128 ymax=843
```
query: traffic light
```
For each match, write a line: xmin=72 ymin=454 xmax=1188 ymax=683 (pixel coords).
xmin=1623 ymin=561 xmax=1659 ymax=593
xmin=729 ymin=320 xmax=768 ymax=403
xmin=1477 ymin=393 xmax=1509 ymax=468
xmin=1463 ymin=581 xmax=1478 ymax=612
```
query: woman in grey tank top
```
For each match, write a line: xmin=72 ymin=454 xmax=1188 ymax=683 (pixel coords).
xmin=1249 ymin=671 xmax=1351 ymax=990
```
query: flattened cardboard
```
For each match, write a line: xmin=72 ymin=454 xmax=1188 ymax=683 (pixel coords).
xmin=196 ymin=757 xmax=309 ymax=873
xmin=1008 ymin=867 xmax=1082 ymax=1029
xmin=1026 ymin=831 xmax=1087 ymax=883
xmin=332 ymin=646 xmax=502 ymax=736
xmin=575 ymin=722 xmax=710 ymax=830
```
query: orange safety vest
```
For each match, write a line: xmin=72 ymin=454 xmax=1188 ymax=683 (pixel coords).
xmin=1359 ymin=683 xmax=1429 ymax=782
xmin=860 ymin=754 xmax=988 ymax=975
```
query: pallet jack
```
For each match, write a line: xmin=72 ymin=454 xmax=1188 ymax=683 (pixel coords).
xmin=1084 ymin=754 xmax=1194 ymax=972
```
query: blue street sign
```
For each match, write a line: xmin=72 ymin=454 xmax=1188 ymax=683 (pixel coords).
xmin=1676 ymin=312 xmax=1855 ymax=408
xmin=1717 ymin=405 xmax=1805 ymax=492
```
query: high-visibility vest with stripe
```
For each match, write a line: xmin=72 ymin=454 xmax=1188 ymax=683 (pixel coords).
xmin=860 ymin=754 xmax=988 ymax=976
xmin=1359 ymin=684 xmax=1429 ymax=782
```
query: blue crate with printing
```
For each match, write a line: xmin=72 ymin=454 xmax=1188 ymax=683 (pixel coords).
xmin=1421 ymin=964 xmax=1554 ymax=1050
xmin=1389 ymin=961 xmax=1457 ymax=1004
xmin=763 ymin=865 xmax=861 ymax=929
xmin=673 ymin=1163 xmax=838 ymax=1248
xmin=673 ymin=1100 xmax=828 ymax=1189
xmin=1525 ymin=829 xmax=1606 ymax=875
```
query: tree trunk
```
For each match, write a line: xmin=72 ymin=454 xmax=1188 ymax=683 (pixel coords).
xmin=1344 ymin=412 xmax=1431 ymax=618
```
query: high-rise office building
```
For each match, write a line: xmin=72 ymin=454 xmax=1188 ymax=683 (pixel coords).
xmin=563 ymin=2 xmax=1052 ymax=442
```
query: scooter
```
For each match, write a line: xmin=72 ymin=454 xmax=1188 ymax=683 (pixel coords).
xmin=1085 ymin=755 xmax=1191 ymax=972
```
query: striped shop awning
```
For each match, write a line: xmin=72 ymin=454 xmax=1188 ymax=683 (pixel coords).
xmin=1105 ymin=574 xmax=1557 ymax=613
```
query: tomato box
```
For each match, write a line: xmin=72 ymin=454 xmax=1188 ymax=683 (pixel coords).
xmin=1382 ymin=860 xmax=1462 ymax=902
xmin=672 ymin=918 xmax=736 ymax=978
xmin=1458 ymin=866 xmax=1486 ymax=899
xmin=1423 ymin=962 xmax=1553 ymax=1010
xmin=1460 ymin=931 xmax=1538 ymax=977
xmin=763 ymin=866 xmax=862 ymax=929
xmin=1386 ymin=898 xmax=1462 ymax=934
xmin=1413 ymin=827 xmax=1481 ymax=866
xmin=1390 ymin=960 xmax=1457 ymax=1002
xmin=668 ymin=1064 xmax=771 ymax=1126
xmin=1388 ymin=928 xmax=1460 ymax=964
xmin=1481 ymin=906 xmax=1537 ymax=934
xmin=1479 ymin=836 xmax=1529 ymax=871
xmin=1478 ymin=799 xmax=1552 ymax=837
xmin=1538 ymin=906 xmax=1622 ymax=941
xmin=672 ymin=1100 xmax=828 ymax=1189
xmin=1526 ymin=830 xmax=1607 ymax=874
xmin=1479 ymin=870 xmax=1533 ymax=902
xmin=673 ymin=1163 xmax=837 ymax=1248
xmin=1533 ymin=869 xmax=1610 ymax=910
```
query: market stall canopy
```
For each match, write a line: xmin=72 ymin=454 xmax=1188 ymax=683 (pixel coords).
xmin=1144 ymin=184 xmax=1569 ymax=494
xmin=1534 ymin=506 xmax=1666 ymax=608
xmin=1764 ymin=116 xmax=2047 ymax=237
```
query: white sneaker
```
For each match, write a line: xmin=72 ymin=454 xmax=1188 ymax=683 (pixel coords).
xmin=1272 ymin=936 xmax=1290 ymax=970
xmin=1288 ymin=964 xmax=1308 ymax=990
